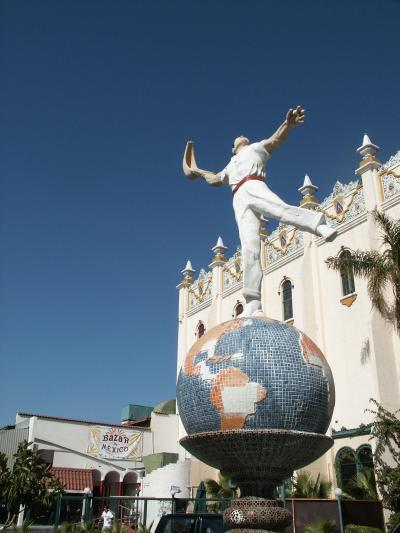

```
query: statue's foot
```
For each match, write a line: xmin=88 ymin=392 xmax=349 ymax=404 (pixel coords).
xmin=243 ymin=300 xmax=263 ymax=317
xmin=317 ymin=224 xmax=337 ymax=242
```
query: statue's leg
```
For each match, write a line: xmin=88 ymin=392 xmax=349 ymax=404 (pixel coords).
xmin=247 ymin=182 xmax=336 ymax=240
xmin=233 ymin=195 xmax=263 ymax=316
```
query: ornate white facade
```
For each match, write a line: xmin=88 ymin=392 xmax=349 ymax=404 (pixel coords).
xmin=176 ymin=135 xmax=400 ymax=489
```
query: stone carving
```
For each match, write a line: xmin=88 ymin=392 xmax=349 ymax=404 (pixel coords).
xmin=182 ymin=107 xmax=337 ymax=317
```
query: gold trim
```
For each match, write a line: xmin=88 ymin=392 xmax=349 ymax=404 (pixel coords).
xmin=213 ymin=254 xmax=227 ymax=263
xmin=359 ymin=154 xmax=378 ymax=167
xmin=340 ymin=293 xmax=357 ymax=307
xmin=285 ymin=318 xmax=294 ymax=325
xmin=223 ymin=261 xmax=243 ymax=283
xmin=265 ymin=228 xmax=297 ymax=254
xmin=319 ymin=182 xmax=362 ymax=223
xmin=189 ymin=278 xmax=212 ymax=303
xmin=300 ymin=196 xmax=319 ymax=206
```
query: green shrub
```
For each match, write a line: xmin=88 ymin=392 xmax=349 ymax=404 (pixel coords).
xmin=345 ymin=525 xmax=383 ymax=533
xmin=305 ymin=519 xmax=337 ymax=533
xmin=387 ymin=511 xmax=400 ymax=532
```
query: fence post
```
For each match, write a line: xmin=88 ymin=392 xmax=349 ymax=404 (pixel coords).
xmin=54 ymin=495 xmax=62 ymax=532
xmin=143 ymin=499 xmax=148 ymax=526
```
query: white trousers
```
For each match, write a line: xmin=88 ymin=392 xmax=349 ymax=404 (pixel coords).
xmin=233 ymin=180 xmax=325 ymax=302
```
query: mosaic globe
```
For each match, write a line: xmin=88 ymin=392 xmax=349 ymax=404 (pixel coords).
xmin=177 ymin=317 xmax=335 ymax=435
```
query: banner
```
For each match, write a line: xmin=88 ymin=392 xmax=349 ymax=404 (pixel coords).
xmin=87 ymin=426 xmax=142 ymax=460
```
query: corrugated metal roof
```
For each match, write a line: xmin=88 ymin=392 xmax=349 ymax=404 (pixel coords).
xmin=0 ymin=427 xmax=29 ymax=467
xmin=17 ymin=412 xmax=150 ymax=430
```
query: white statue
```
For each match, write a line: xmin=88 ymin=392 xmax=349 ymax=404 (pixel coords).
xmin=183 ymin=106 xmax=337 ymax=317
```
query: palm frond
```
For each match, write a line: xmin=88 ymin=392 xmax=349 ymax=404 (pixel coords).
xmin=326 ymin=250 xmax=384 ymax=279
xmin=367 ymin=264 xmax=392 ymax=320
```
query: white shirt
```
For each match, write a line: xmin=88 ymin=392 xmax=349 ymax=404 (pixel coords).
xmin=220 ymin=142 xmax=270 ymax=189
xmin=102 ymin=510 xmax=114 ymax=528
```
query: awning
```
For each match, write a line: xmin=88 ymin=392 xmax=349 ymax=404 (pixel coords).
xmin=51 ymin=467 xmax=94 ymax=492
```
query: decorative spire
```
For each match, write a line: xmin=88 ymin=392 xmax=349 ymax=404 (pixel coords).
xmin=210 ymin=236 xmax=228 ymax=267
xmin=180 ymin=260 xmax=195 ymax=286
xmin=357 ymin=133 xmax=380 ymax=159
xmin=298 ymin=174 xmax=319 ymax=209
xmin=356 ymin=133 xmax=380 ymax=175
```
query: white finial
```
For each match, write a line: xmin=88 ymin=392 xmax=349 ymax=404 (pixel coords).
xmin=357 ymin=133 xmax=379 ymax=158
xmin=212 ymin=236 xmax=228 ymax=255
xmin=362 ymin=133 xmax=372 ymax=147
xmin=298 ymin=173 xmax=318 ymax=196
xmin=181 ymin=260 xmax=195 ymax=276
xmin=210 ymin=236 xmax=228 ymax=267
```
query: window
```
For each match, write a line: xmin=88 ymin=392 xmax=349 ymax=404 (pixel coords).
xmin=356 ymin=445 xmax=374 ymax=470
xmin=340 ymin=250 xmax=355 ymax=296
xmin=196 ymin=321 xmax=205 ymax=338
xmin=234 ymin=301 xmax=243 ymax=317
xmin=336 ymin=444 xmax=375 ymax=491
xmin=282 ymin=279 xmax=293 ymax=321
xmin=336 ymin=447 xmax=357 ymax=490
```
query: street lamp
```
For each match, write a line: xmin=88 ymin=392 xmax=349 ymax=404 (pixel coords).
xmin=170 ymin=486 xmax=181 ymax=513
xmin=335 ymin=488 xmax=344 ymax=533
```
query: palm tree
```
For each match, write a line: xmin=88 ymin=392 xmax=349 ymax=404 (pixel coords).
xmin=291 ymin=471 xmax=332 ymax=498
xmin=204 ymin=472 xmax=236 ymax=511
xmin=326 ymin=209 xmax=400 ymax=333
xmin=344 ymin=468 xmax=378 ymax=500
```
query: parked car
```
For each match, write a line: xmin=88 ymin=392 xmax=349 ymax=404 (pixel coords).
xmin=154 ymin=513 xmax=224 ymax=533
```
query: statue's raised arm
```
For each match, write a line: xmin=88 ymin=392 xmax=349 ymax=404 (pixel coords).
xmin=262 ymin=106 xmax=305 ymax=154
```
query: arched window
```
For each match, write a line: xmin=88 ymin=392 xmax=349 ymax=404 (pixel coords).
xmin=336 ymin=447 xmax=357 ymax=490
xmin=356 ymin=445 xmax=374 ymax=471
xmin=282 ymin=279 xmax=293 ymax=321
xmin=234 ymin=301 xmax=243 ymax=317
xmin=196 ymin=321 xmax=205 ymax=338
xmin=340 ymin=250 xmax=355 ymax=296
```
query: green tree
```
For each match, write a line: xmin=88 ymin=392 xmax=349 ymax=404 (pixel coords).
xmin=291 ymin=471 xmax=332 ymax=498
xmin=0 ymin=440 xmax=64 ymax=529
xmin=326 ymin=209 xmax=400 ymax=333
xmin=367 ymin=400 xmax=400 ymax=526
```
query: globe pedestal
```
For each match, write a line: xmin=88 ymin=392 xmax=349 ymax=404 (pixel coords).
xmin=180 ymin=429 xmax=333 ymax=531
xmin=177 ymin=317 xmax=335 ymax=533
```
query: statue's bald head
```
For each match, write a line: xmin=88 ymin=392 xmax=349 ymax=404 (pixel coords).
xmin=232 ymin=136 xmax=250 ymax=154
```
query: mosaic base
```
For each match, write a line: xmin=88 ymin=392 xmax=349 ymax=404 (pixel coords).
xmin=180 ymin=429 xmax=333 ymax=498
xmin=224 ymin=497 xmax=292 ymax=533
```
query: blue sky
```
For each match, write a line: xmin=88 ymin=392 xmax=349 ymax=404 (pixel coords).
xmin=1 ymin=0 xmax=399 ymax=425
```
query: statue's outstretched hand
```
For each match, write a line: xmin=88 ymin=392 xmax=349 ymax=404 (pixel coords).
xmin=183 ymin=140 xmax=201 ymax=180
xmin=286 ymin=106 xmax=305 ymax=127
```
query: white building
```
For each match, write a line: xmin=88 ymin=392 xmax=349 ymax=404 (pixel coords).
xmin=176 ymin=136 xmax=400 ymax=490
xmin=0 ymin=401 xmax=186 ymax=499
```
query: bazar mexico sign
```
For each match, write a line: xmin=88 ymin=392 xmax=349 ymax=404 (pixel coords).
xmin=87 ymin=426 xmax=142 ymax=460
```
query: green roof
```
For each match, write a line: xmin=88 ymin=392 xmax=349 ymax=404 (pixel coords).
xmin=153 ymin=399 xmax=176 ymax=415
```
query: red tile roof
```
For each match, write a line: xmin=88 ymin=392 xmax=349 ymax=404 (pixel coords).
xmin=51 ymin=467 xmax=93 ymax=492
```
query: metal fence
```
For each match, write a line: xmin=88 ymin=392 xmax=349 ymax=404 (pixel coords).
xmin=1 ymin=496 xmax=385 ymax=533
xmin=29 ymin=495 xmax=231 ymax=531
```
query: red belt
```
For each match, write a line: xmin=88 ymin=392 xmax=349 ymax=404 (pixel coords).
xmin=232 ymin=174 xmax=264 ymax=196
